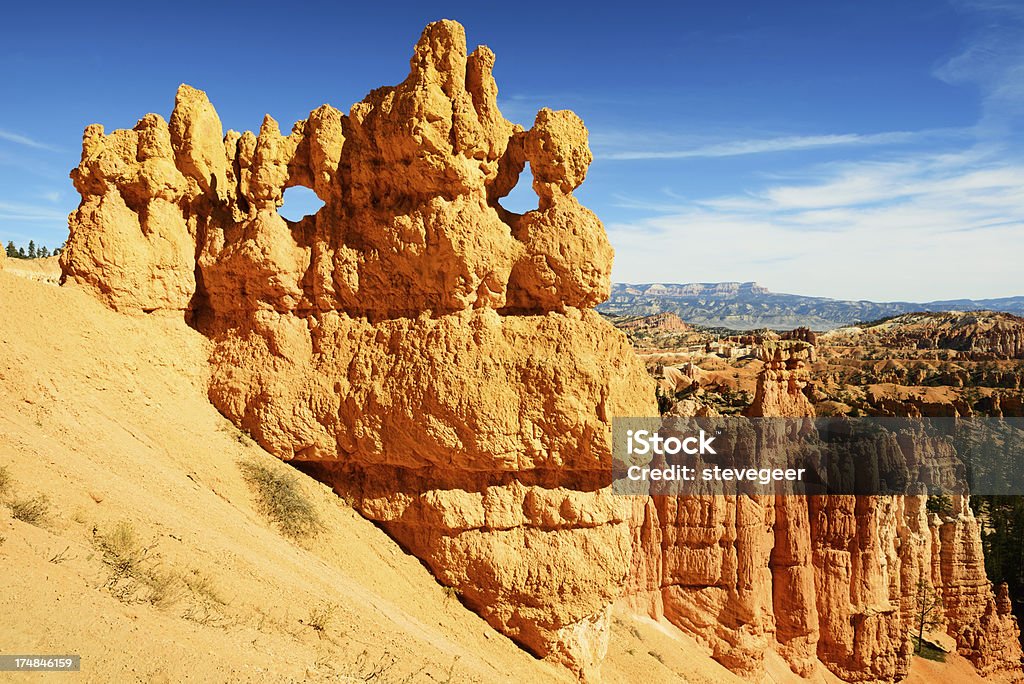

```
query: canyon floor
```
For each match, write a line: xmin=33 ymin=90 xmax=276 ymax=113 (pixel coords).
xmin=0 ymin=265 xmax=995 ymax=682
xmin=610 ymin=311 xmax=1024 ymax=418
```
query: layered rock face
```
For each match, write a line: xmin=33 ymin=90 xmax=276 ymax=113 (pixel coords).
xmin=60 ymin=18 xmax=1021 ymax=684
xmin=933 ymin=497 xmax=1022 ymax=677
xmin=860 ymin=312 xmax=1024 ymax=360
xmin=628 ymin=341 xmax=1023 ymax=682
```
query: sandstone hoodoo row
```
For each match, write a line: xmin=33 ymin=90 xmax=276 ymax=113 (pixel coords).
xmin=59 ymin=19 xmax=1021 ymax=683
xmin=62 ymin=22 xmax=611 ymax=320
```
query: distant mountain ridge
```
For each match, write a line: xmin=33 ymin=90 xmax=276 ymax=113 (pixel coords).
xmin=599 ymin=281 xmax=1024 ymax=331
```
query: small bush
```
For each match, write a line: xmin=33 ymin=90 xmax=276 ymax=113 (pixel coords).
xmin=96 ymin=521 xmax=183 ymax=606
xmin=238 ymin=460 xmax=323 ymax=539
xmin=97 ymin=522 xmax=150 ymax=577
xmin=10 ymin=495 xmax=51 ymax=526
xmin=180 ymin=569 xmax=230 ymax=626
xmin=0 ymin=465 xmax=11 ymax=499
xmin=182 ymin=569 xmax=226 ymax=606
xmin=145 ymin=566 xmax=186 ymax=607
xmin=306 ymin=601 xmax=337 ymax=634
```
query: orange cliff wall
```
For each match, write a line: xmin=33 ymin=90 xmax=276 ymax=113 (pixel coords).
xmin=626 ymin=341 xmax=1022 ymax=681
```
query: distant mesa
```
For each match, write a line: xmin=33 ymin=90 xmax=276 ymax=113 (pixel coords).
xmin=602 ymin=282 xmax=1024 ymax=330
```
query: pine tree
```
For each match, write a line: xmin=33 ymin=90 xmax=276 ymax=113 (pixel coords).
xmin=27 ymin=240 xmax=36 ymax=259
xmin=915 ymin=577 xmax=943 ymax=653
xmin=17 ymin=247 xmax=26 ymax=258
xmin=4 ymin=241 xmax=15 ymax=258
xmin=39 ymin=246 xmax=50 ymax=258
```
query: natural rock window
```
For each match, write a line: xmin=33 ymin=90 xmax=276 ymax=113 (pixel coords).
xmin=278 ymin=185 xmax=325 ymax=222
xmin=497 ymin=161 xmax=539 ymax=214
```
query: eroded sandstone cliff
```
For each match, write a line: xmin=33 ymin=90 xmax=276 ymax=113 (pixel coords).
xmin=61 ymin=19 xmax=655 ymax=679
xmin=625 ymin=340 xmax=1023 ymax=682
xmin=60 ymin=18 xmax=1021 ymax=683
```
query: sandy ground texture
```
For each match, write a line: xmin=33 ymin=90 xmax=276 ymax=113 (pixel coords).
xmin=1 ymin=255 xmax=60 ymax=285
xmin=0 ymin=266 xmax=993 ymax=683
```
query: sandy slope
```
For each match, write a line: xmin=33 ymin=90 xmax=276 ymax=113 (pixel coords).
xmin=0 ymin=271 xmax=570 ymax=682
xmin=0 ymin=270 xmax=991 ymax=683
xmin=1 ymin=255 xmax=60 ymax=285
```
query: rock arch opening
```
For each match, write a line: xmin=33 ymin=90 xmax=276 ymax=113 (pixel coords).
xmin=278 ymin=185 xmax=325 ymax=222
xmin=497 ymin=161 xmax=538 ymax=215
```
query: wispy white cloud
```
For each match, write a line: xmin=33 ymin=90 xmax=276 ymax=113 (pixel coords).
xmin=934 ymin=0 xmax=1024 ymax=133
xmin=608 ymin=149 xmax=1024 ymax=301
xmin=599 ymin=128 xmax=970 ymax=161
xmin=605 ymin=132 xmax=898 ymax=160
xmin=0 ymin=150 xmax=68 ymax=182
xmin=0 ymin=200 xmax=68 ymax=222
xmin=0 ymin=129 xmax=61 ymax=152
xmin=603 ymin=1 xmax=1024 ymax=302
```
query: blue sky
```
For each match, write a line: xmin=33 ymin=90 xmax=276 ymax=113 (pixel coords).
xmin=1 ymin=0 xmax=1021 ymax=301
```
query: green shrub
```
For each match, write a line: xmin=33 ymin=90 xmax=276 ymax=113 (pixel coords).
xmin=9 ymin=495 xmax=50 ymax=526
xmin=238 ymin=460 xmax=323 ymax=539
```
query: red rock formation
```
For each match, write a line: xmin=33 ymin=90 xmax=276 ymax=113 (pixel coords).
xmin=935 ymin=497 xmax=1022 ymax=677
xmin=746 ymin=341 xmax=816 ymax=417
xmin=626 ymin=340 xmax=1023 ymax=682
xmin=860 ymin=312 xmax=1024 ymax=360
xmin=616 ymin=312 xmax=690 ymax=334
xmin=781 ymin=326 xmax=818 ymax=345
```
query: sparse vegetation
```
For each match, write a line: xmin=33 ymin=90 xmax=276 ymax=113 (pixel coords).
xmin=306 ymin=601 xmax=338 ymax=635
xmin=0 ymin=467 xmax=51 ymax=527
xmin=9 ymin=494 xmax=51 ymax=526
xmin=179 ymin=568 xmax=230 ymax=626
xmin=911 ymin=636 xmax=947 ymax=662
xmin=96 ymin=521 xmax=177 ymax=605
xmin=238 ymin=459 xmax=323 ymax=539
xmin=94 ymin=522 xmax=229 ymax=619
xmin=48 ymin=546 xmax=72 ymax=564
xmin=613 ymin=616 xmax=643 ymax=640
xmin=181 ymin=568 xmax=226 ymax=606
xmin=143 ymin=566 xmax=187 ymax=608
xmin=0 ymin=465 xmax=11 ymax=499
xmin=218 ymin=421 xmax=255 ymax=446
xmin=349 ymin=650 xmax=400 ymax=682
